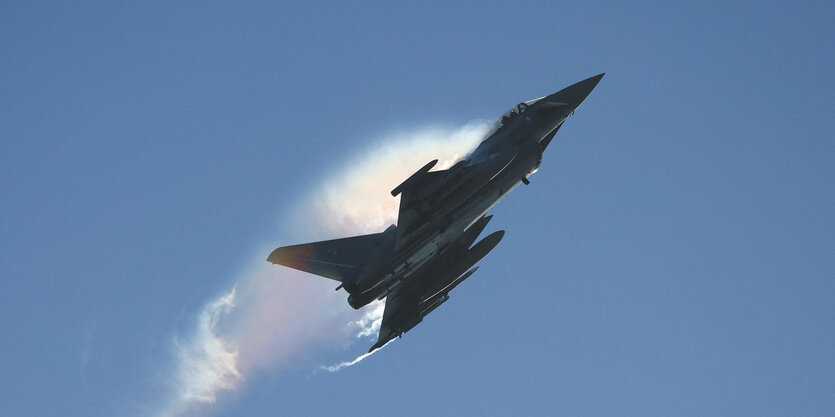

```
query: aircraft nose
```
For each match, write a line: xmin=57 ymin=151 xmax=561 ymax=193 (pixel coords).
xmin=542 ymin=73 xmax=604 ymax=112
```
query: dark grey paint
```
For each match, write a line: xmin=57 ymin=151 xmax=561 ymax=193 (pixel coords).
xmin=268 ymin=74 xmax=604 ymax=352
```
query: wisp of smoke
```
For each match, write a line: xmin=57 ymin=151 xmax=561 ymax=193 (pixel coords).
xmin=319 ymin=299 xmax=388 ymax=372
xmin=319 ymin=338 xmax=396 ymax=373
xmin=157 ymin=122 xmax=488 ymax=416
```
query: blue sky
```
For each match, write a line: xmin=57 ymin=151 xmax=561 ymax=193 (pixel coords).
xmin=2 ymin=1 xmax=833 ymax=416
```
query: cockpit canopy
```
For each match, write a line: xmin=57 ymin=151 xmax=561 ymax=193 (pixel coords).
xmin=482 ymin=95 xmax=547 ymax=141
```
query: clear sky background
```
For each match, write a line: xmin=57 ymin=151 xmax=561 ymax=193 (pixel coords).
xmin=2 ymin=1 xmax=833 ymax=416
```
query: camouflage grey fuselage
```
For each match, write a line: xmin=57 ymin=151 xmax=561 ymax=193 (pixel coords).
xmin=268 ymin=74 xmax=604 ymax=352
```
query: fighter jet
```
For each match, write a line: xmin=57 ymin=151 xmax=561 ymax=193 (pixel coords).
xmin=268 ymin=74 xmax=604 ymax=352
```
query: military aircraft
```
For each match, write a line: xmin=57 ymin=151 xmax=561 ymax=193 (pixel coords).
xmin=268 ymin=74 xmax=604 ymax=352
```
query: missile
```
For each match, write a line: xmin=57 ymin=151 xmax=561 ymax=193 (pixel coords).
xmin=419 ymin=294 xmax=449 ymax=318
xmin=421 ymin=230 xmax=504 ymax=303
xmin=445 ymin=266 xmax=478 ymax=294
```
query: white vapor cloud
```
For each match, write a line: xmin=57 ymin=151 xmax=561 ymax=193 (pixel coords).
xmin=157 ymin=122 xmax=488 ymax=416
xmin=348 ymin=299 xmax=386 ymax=339
xmin=319 ymin=300 xmax=390 ymax=373
xmin=171 ymin=289 xmax=241 ymax=404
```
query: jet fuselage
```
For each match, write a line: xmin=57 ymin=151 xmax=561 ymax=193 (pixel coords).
xmin=267 ymin=74 xmax=604 ymax=351
xmin=345 ymin=74 xmax=604 ymax=308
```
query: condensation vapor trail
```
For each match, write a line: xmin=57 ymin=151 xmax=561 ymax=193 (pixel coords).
xmin=319 ymin=338 xmax=396 ymax=373
xmin=156 ymin=122 xmax=488 ymax=417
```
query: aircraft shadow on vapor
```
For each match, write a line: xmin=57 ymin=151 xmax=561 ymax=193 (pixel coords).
xmin=269 ymin=74 xmax=604 ymax=352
